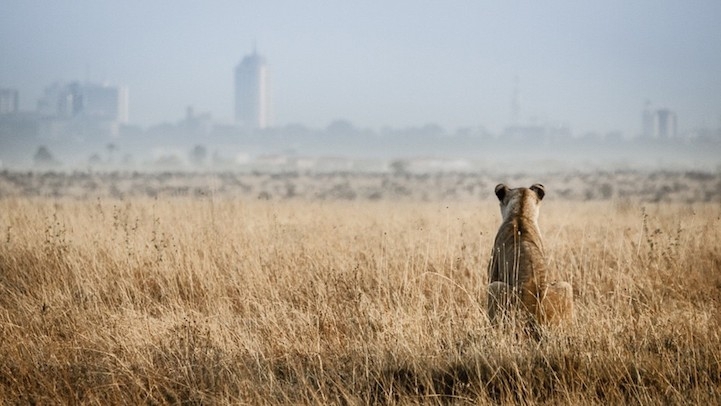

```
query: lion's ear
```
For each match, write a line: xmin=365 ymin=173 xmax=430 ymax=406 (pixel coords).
xmin=495 ymin=184 xmax=509 ymax=201
xmin=530 ymin=184 xmax=545 ymax=200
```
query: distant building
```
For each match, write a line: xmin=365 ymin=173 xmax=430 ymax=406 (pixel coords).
xmin=37 ymin=82 xmax=128 ymax=124
xmin=234 ymin=49 xmax=271 ymax=129
xmin=641 ymin=102 xmax=677 ymax=139
xmin=38 ymin=82 xmax=81 ymax=118
xmin=654 ymin=109 xmax=677 ymax=138
xmin=181 ymin=105 xmax=212 ymax=136
xmin=81 ymin=83 xmax=129 ymax=123
xmin=35 ymin=81 xmax=129 ymax=137
xmin=0 ymin=88 xmax=19 ymax=114
xmin=501 ymin=122 xmax=571 ymax=143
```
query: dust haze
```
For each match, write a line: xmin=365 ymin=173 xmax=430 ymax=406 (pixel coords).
xmin=1 ymin=2 xmax=720 ymax=175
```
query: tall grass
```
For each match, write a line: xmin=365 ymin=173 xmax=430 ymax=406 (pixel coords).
xmin=1 ymin=197 xmax=720 ymax=404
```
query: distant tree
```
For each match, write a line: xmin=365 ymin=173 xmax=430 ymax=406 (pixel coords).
xmin=33 ymin=146 xmax=59 ymax=167
xmin=390 ymin=159 xmax=409 ymax=176
xmin=190 ymin=145 xmax=208 ymax=166
xmin=599 ymin=183 xmax=614 ymax=200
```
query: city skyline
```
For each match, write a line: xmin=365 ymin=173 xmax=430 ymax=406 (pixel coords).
xmin=0 ymin=62 xmax=700 ymax=141
xmin=1 ymin=2 xmax=721 ymax=136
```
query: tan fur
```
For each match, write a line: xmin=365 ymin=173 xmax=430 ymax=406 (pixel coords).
xmin=542 ymin=281 xmax=574 ymax=325
xmin=487 ymin=183 xmax=573 ymax=327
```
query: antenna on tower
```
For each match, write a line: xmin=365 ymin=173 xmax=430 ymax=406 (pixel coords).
xmin=510 ymin=75 xmax=520 ymax=125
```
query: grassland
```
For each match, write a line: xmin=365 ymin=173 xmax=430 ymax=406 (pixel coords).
xmin=1 ymin=172 xmax=721 ymax=404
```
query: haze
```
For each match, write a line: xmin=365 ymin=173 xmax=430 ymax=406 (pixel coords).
xmin=2 ymin=1 xmax=720 ymax=135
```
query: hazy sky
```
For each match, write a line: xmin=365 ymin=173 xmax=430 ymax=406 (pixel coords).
xmin=1 ymin=1 xmax=720 ymax=135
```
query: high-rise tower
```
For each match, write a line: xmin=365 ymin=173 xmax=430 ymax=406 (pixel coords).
xmin=654 ymin=108 xmax=677 ymax=138
xmin=641 ymin=101 xmax=677 ymax=139
xmin=0 ymin=88 xmax=19 ymax=114
xmin=234 ymin=49 xmax=271 ymax=129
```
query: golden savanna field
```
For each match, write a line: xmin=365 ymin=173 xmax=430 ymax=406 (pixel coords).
xmin=1 ymin=171 xmax=721 ymax=404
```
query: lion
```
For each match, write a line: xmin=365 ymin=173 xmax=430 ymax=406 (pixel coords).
xmin=486 ymin=183 xmax=573 ymax=328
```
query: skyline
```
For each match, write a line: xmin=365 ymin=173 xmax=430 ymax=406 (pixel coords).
xmin=1 ymin=1 xmax=721 ymax=136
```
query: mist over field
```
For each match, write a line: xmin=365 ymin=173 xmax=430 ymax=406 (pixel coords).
xmin=2 ymin=2 xmax=721 ymax=404
xmin=1 ymin=2 xmax=720 ymax=173
xmin=2 ymin=123 xmax=721 ymax=173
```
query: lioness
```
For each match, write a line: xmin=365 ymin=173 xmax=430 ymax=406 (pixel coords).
xmin=487 ymin=183 xmax=573 ymax=327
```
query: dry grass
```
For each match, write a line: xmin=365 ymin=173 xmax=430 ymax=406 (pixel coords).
xmin=1 ymin=195 xmax=721 ymax=404
xmin=2 ymin=169 xmax=720 ymax=202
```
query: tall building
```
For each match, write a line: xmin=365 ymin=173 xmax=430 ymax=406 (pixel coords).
xmin=37 ymin=81 xmax=128 ymax=123
xmin=641 ymin=102 xmax=677 ymax=139
xmin=235 ymin=49 xmax=271 ymax=129
xmin=35 ymin=81 xmax=129 ymax=137
xmin=0 ymin=88 xmax=19 ymax=114
xmin=654 ymin=108 xmax=677 ymax=138
xmin=82 ymin=83 xmax=129 ymax=123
